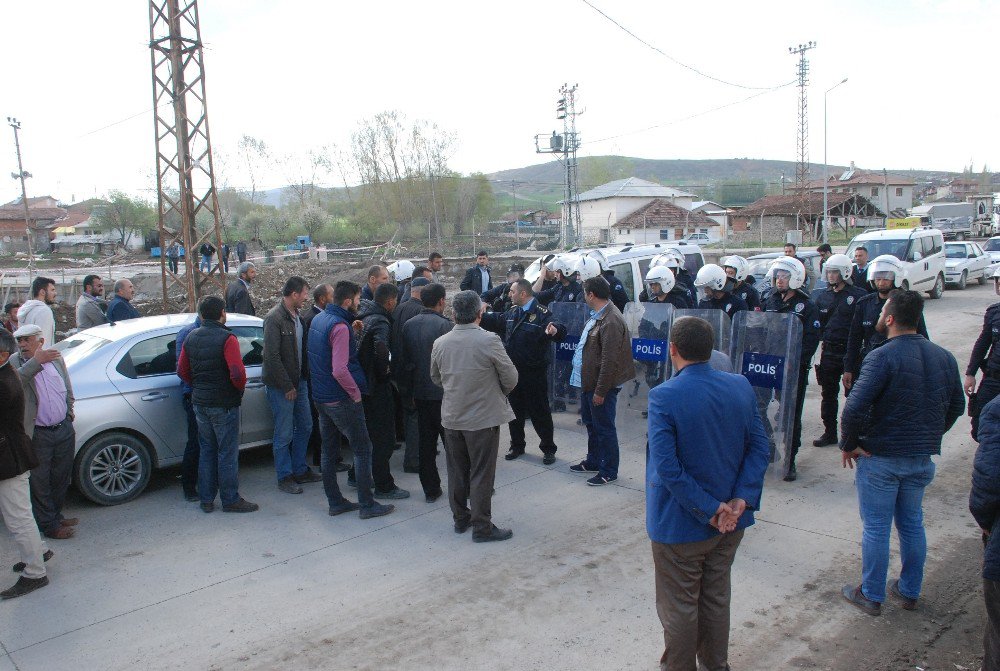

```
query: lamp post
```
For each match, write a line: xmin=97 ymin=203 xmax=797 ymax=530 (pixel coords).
xmin=822 ymin=78 xmax=848 ymax=244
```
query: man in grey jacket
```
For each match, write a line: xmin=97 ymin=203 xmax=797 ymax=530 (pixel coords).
xmin=431 ymin=290 xmax=518 ymax=542
xmin=75 ymin=275 xmax=107 ymax=330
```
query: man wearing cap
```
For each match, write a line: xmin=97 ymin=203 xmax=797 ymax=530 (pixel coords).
xmin=12 ymin=325 xmax=77 ymax=540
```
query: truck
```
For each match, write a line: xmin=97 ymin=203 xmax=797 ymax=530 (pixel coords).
xmin=910 ymin=202 xmax=975 ymax=240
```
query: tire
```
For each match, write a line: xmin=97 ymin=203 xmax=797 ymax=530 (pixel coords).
xmin=980 ymin=271 xmax=988 ymax=286
xmin=74 ymin=432 xmax=153 ymax=505
xmin=928 ymin=274 xmax=944 ymax=299
xmin=958 ymin=271 xmax=967 ymax=290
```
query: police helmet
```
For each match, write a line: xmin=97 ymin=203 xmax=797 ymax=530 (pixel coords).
xmin=720 ymin=255 xmax=750 ymax=282
xmin=573 ymin=256 xmax=603 ymax=281
xmin=824 ymin=254 xmax=854 ymax=285
xmin=867 ymin=254 xmax=905 ymax=288
xmin=644 ymin=266 xmax=676 ymax=294
xmin=694 ymin=264 xmax=728 ymax=292
xmin=547 ymin=254 xmax=576 ymax=277
xmin=766 ymin=255 xmax=806 ymax=291
xmin=650 ymin=250 xmax=683 ymax=270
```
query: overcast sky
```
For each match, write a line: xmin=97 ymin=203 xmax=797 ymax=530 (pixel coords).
xmin=2 ymin=0 xmax=997 ymax=205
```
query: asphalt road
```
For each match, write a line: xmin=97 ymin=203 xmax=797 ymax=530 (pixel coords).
xmin=0 ymin=281 xmax=995 ymax=670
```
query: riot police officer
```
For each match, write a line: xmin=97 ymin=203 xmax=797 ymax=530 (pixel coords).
xmin=694 ymin=264 xmax=748 ymax=319
xmin=480 ymin=279 xmax=566 ymax=464
xmin=965 ymin=265 xmax=1000 ymax=440
xmin=649 ymin=250 xmax=697 ymax=306
xmin=811 ymin=254 xmax=867 ymax=447
xmin=600 ymin=265 xmax=630 ymax=312
xmin=721 ymin=254 xmax=762 ymax=311
xmin=764 ymin=256 xmax=820 ymax=482
xmin=533 ymin=254 xmax=583 ymax=306
xmin=639 ymin=266 xmax=691 ymax=308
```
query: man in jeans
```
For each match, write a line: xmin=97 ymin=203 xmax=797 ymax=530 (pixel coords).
xmin=177 ymin=296 xmax=258 ymax=513
xmin=307 ymin=281 xmax=394 ymax=520
xmin=840 ymin=290 xmax=964 ymax=615
xmin=568 ymin=274 xmax=635 ymax=486
xmin=175 ymin=315 xmax=202 ymax=501
xmin=263 ymin=276 xmax=321 ymax=494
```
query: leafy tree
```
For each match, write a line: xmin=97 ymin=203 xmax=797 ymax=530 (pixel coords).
xmin=299 ymin=204 xmax=328 ymax=241
xmin=92 ymin=190 xmax=157 ymax=247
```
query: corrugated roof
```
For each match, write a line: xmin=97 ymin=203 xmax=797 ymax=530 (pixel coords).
xmin=736 ymin=193 xmax=884 ymax=217
xmin=616 ymin=198 xmax=716 ymax=228
xmin=0 ymin=206 xmax=67 ymax=222
xmin=571 ymin=177 xmax=698 ymax=203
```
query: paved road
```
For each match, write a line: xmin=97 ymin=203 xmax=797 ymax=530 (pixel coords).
xmin=0 ymin=283 xmax=994 ymax=670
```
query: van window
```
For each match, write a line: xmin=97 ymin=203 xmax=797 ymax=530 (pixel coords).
xmin=638 ymin=258 xmax=652 ymax=279
xmin=930 ymin=234 xmax=943 ymax=255
xmin=609 ymin=262 xmax=635 ymax=301
xmin=683 ymin=254 xmax=704 ymax=276
xmin=847 ymin=238 xmax=909 ymax=261
xmin=921 ymin=236 xmax=934 ymax=257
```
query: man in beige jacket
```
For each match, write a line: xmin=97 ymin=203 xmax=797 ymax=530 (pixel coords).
xmin=431 ymin=290 xmax=518 ymax=542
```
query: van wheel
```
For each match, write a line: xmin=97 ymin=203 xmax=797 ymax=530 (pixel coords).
xmin=958 ymin=271 xmax=968 ymax=289
xmin=928 ymin=274 xmax=944 ymax=299
xmin=74 ymin=432 xmax=153 ymax=505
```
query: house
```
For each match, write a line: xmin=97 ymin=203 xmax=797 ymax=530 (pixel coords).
xmin=613 ymin=198 xmax=720 ymax=244
xmin=690 ymin=200 xmax=729 ymax=230
xmin=730 ymin=192 xmax=884 ymax=244
xmin=567 ymin=177 xmax=698 ymax=244
xmin=799 ymin=162 xmax=914 ymax=215
xmin=0 ymin=196 xmax=67 ymax=254
xmin=933 ymin=177 xmax=983 ymax=203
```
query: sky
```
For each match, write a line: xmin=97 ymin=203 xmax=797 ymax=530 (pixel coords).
xmin=1 ymin=0 xmax=998 ymax=205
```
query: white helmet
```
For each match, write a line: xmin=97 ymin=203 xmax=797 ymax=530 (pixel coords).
xmin=823 ymin=254 xmax=854 ymax=285
xmin=694 ymin=264 xmax=728 ymax=292
xmin=387 ymin=259 xmax=415 ymax=282
xmin=644 ymin=266 xmax=676 ymax=295
xmin=573 ymin=255 xmax=603 ymax=281
xmin=650 ymin=249 xmax=683 ymax=270
xmin=868 ymin=254 xmax=906 ymax=288
xmin=766 ymin=255 xmax=806 ymax=291
xmin=547 ymin=254 xmax=576 ymax=277
xmin=720 ymin=255 xmax=749 ymax=282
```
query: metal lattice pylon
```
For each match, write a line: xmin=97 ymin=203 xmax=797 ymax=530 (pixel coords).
xmin=149 ymin=0 xmax=226 ymax=311
xmin=789 ymin=41 xmax=815 ymax=236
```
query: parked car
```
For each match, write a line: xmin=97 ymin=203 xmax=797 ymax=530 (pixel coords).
xmin=983 ymin=236 xmax=1000 ymax=265
xmin=746 ymin=250 xmax=825 ymax=295
xmin=845 ymin=227 xmax=946 ymax=299
xmin=681 ymin=233 xmax=711 ymax=245
xmin=53 ymin=314 xmax=271 ymax=505
xmin=944 ymin=241 xmax=995 ymax=289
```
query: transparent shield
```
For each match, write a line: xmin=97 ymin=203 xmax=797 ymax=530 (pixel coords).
xmin=622 ymin=301 xmax=675 ymax=414
xmin=673 ymin=309 xmax=733 ymax=357
xmin=730 ymin=311 xmax=803 ymax=477
xmin=548 ymin=302 xmax=590 ymax=429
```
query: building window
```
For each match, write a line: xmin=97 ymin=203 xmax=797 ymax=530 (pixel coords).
xmin=870 ymin=187 xmax=879 ymax=197
xmin=659 ymin=229 xmax=670 ymax=240
xmin=895 ymin=187 xmax=903 ymax=197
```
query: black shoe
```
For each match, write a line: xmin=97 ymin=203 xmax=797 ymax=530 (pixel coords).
xmin=278 ymin=477 xmax=304 ymax=494
xmin=570 ymin=461 xmax=598 ymax=474
xmin=889 ymin=579 xmax=918 ymax=610
xmin=473 ymin=525 xmax=513 ymax=543
xmin=347 ymin=477 xmax=357 ymax=489
xmin=200 ymin=502 xmax=215 ymax=513
xmin=812 ymin=432 xmax=838 ymax=448
xmin=553 ymin=402 xmax=567 ymax=413
xmin=359 ymin=503 xmax=394 ymax=519
xmin=374 ymin=487 xmax=410 ymax=500
xmin=12 ymin=549 xmax=53 ymax=573
xmin=335 ymin=462 xmax=350 ymax=473
xmin=425 ymin=491 xmax=443 ymax=503
xmin=454 ymin=520 xmax=471 ymax=534
xmin=783 ymin=464 xmax=798 ymax=482
xmin=293 ymin=468 xmax=323 ymax=484
xmin=504 ymin=448 xmax=524 ymax=461
xmin=183 ymin=491 xmax=199 ymax=502
xmin=328 ymin=500 xmax=361 ymax=516
xmin=1 ymin=575 xmax=49 ymax=599
xmin=222 ymin=498 xmax=259 ymax=513
xmin=842 ymin=584 xmax=881 ymax=616
xmin=542 ymin=453 xmax=556 ymax=465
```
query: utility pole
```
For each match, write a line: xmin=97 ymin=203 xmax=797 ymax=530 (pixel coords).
xmin=789 ymin=42 xmax=816 ymax=235
xmin=535 ymin=83 xmax=581 ymax=248
xmin=512 ymin=180 xmax=519 ymax=250
xmin=7 ymin=118 xmax=35 ymax=280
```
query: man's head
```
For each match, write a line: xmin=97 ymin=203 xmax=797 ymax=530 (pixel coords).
xmin=13 ymin=324 xmax=44 ymax=360
xmin=367 ymin=265 xmax=389 ymax=291
xmin=816 ymin=243 xmax=833 ymax=261
xmin=854 ymin=246 xmax=869 ymax=268
xmin=0 ymin=328 xmax=15 ymax=367
xmin=421 ymin=283 xmax=446 ymax=312
xmin=877 ymin=289 xmax=923 ymax=336
xmin=114 ymin=279 xmax=135 ymax=301
xmin=428 ymin=252 xmax=443 ymax=273
xmin=410 ymin=277 xmax=430 ymax=300
xmin=668 ymin=317 xmax=713 ymax=370
xmin=4 ymin=302 xmax=20 ymax=326
xmin=453 ymin=290 xmax=483 ymax=325
xmin=238 ymin=262 xmax=257 ymax=283
xmin=312 ymin=283 xmax=333 ymax=309
xmin=476 ymin=251 xmax=489 ymax=268
xmin=508 ymin=279 xmax=534 ymax=307
xmin=583 ymin=276 xmax=611 ymax=310
xmin=783 ymin=243 xmax=797 ymax=257
xmin=32 ymin=277 xmax=56 ymax=305
xmin=198 ymin=295 xmax=226 ymax=324
xmin=506 ymin=269 xmax=521 ymax=284
xmin=282 ymin=275 xmax=310 ymax=311
xmin=334 ymin=280 xmax=362 ymax=312
xmin=412 ymin=266 xmax=433 ymax=282
xmin=83 ymin=274 xmax=104 ymax=298
xmin=373 ymin=282 xmax=398 ymax=313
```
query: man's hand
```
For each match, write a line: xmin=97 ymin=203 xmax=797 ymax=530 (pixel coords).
xmin=966 ymin=375 xmax=978 ymax=396
xmin=710 ymin=502 xmax=737 ymax=533
xmin=841 ymin=446 xmax=871 ymax=469
xmin=592 ymin=394 xmax=604 ymax=406
xmin=545 ymin=323 xmax=558 ymax=337
xmin=33 ymin=348 xmax=60 ymax=365
xmin=285 ymin=388 xmax=298 ymax=401
xmin=842 ymin=372 xmax=854 ymax=391
xmin=352 ymin=320 xmax=363 ymax=334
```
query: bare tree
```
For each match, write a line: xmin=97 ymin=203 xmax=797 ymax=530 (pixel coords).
xmin=237 ymin=135 xmax=270 ymax=205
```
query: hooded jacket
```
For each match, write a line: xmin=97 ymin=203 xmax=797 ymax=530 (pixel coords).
xmin=18 ymin=299 xmax=55 ymax=347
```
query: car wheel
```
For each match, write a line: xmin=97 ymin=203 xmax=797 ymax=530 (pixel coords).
xmin=980 ymin=271 xmax=988 ymax=286
xmin=928 ymin=274 xmax=944 ymax=299
xmin=958 ymin=271 xmax=967 ymax=289
xmin=74 ymin=432 xmax=153 ymax=505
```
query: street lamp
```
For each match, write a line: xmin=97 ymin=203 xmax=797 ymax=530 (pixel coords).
xmin=823 ymin=77 xmax=848 ymax=243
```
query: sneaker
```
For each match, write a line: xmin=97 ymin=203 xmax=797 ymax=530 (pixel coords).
xmin=222 ymin=498 xmax=259 ymax=513
xmin=374 ymin=487 xmax=410 ymax=500
xmin=293 ymin=469 xmax=323 ymax=484
xmin=13 ymin=549 xmax=53 ymax=573
xmin=812 ymin=432 xmax=838 ymax=448
xmin=200 ymin=502 xmax=215 ymax=513
xmin=841 ymin=584 xmax=881 ymax=616
xmin=454 ymin=519 xmax=471 ymax=534
xmin=278 ymin=477 xmax=304 ymax=494
xmin=0 ymin=575 xmax=49 ymax=599
xmin=586 ymin=474 xmax=617 ymax=486
xmin=889 ymin=579 xmax=918 ymax=611
xmin=359 ymin=503 xmax=395 ymax=519
xmin=425 ymin=491 xmax=443 ymax=503
xmin=472 ymin=525 xmax=514 ymax=543
xmin=542 ymin=453 xmax=556 ymax=465
xmin=570 ymin=461 xmax=598 ymax=474
xmin=504 ymin=448 xmax=525 ymax=461
xmin=328 ymin=501 xmax=361 ymax=516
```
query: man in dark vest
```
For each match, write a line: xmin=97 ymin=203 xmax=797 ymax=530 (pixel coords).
xmin=177 ymin=296 xmax=258 ymax=513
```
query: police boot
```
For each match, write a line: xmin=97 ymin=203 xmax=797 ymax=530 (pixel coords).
xmin=783 ymin=461 xmax=797 ymax=482
xmin=812 ymin=430 xmax=838 ymax=447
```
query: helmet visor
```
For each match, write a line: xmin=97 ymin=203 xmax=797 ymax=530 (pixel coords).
xmin=870 ymin=270 xmax=895 ymax=282
xmin=772 ymin=269 xmax=791 ymax=281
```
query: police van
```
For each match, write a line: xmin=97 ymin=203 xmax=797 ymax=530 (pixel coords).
xmin=523 ymin=242 xmax=705 ymax=302
xmin=845 ymin=226 xmax=946 ymax=299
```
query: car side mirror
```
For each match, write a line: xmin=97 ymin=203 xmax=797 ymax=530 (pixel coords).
xmin=911 ymin=251 xmax=923 ymax=262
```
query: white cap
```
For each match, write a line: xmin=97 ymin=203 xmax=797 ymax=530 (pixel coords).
xmin=12 ymin=324 xmax=42 ymax=338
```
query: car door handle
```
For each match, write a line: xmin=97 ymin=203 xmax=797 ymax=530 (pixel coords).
xmin=141 ymin=392 xmax=169 ymax=402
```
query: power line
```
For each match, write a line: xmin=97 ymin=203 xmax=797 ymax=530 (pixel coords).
xmin=77 ymin=104 xmax=165 ymax=138
xmin=579 ymin=0 xmax=795 ymax=91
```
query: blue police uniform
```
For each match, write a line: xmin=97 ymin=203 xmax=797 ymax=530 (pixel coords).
xmin=967 ymin=302 xmax=1000 ymax=440
xmin=843 ymin=292 xmax=929 ymax=380
xmin=734 ymin=281 xmax=762 ymax=311
xmin=535 ymin=280 xmax=583 ymax=306
xmin=812 ymin=283 xmax=868 ymax=441
xmin=697 ymin=292 xmax=748 ymax=320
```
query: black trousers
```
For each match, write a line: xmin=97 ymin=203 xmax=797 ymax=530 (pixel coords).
xmin=414 ymin=398 xmax=444 ymax=496
xmin=182 ymin=394 xmax=200 ymax=496
xmin=788 ymin=363 xmax=810 ymax=464
xmin=987 ymin=578 xmax=1000 ymax=671
xmin=363 ymin=382 xmax=397 ymax=493
xmin=815 ymin=346 xmax=846 ymax=435
xmin=29 ymin=422 xmax=75 ymax=535
xmin=508 ymin=368 xmax=557 ymax=455
xmin=973 ymin=378 xmax=1000 ymax=442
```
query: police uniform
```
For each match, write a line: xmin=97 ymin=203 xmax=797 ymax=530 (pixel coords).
xmin=536 ymin=279 xmax=583 ymax=306
xmin=675 ymin=269 xmax=698 ymax=306
xmin=734 ymin=281 xmax=762 ymax=311
xmin=639 ymin=287 xmax=692 ymax=309
xmin=843 ymin=292 xmax=929 ymax=381
xmin=697 ymin=292 xmax=748 ymax=319
xmin=813 ymin=283 xmax=868 ymax=441
xmin=602 ymin=270 xmax=630 ymax=312
xmin=967 ymin=302 xmax=1000 ymax=440
xmin=481 ymin=299 xmax=567 ymax=459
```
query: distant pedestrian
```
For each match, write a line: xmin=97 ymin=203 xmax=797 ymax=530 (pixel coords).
xmin=431 ymin=290 xmax=518 ymax=541
xmin=816 ymin=242 xmax=833 ymax=270
xmin=177 ymin=296 xmax=258 ymax=513
xmin=166 ymin=242 xmax=180 ymax=274
xmin=2 ymin=302 xmax=20 ymax=333
xmin=971 ymin=394 xmax=1000 ymax=670
xmin=75 ymin=274 xmax=107 ymax=330
xmin=221 ymin=242 xmax=231 ymax=274
xmin=106 ymin=279 xmax=141 ymax=322
xmin=225 ymin=262 xmax=256 ymax=316
xmin=460 ymin=251 xmax=492 ymax=294
xmin=18 ymin=277 xmax=57 ymax=348
xmin=236 ymin=240 xmax=248 ymax=264
xmin=361 ymin=265 xmax=389 ymax=302
xmin=428 ymin=252 xmax=443 ymax=282
xmin=175 ymin=315 xmax=202 ymax=502
xmin=852 ymin=246 xmax=872 ymax=290
xmin=199 ymin=241 xmax=215 ymax=274
xmin=840 ymin=290 xmax=964 ymax=616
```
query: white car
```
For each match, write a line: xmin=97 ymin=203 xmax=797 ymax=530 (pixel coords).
xmin=983 ymin=236 xmax=1000 ymax=265
xmin=944 ymin=241 xmax=995 ymax=289
xmin=682 ymin=233 xmax=712 ymax=245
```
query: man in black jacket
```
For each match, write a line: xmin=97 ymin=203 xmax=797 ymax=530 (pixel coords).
xmin=225 ymin=262 xmax=256 ymax=316
xmin=971 ymin=394 xmax=1000 ymax=668
xmin=199 ymin=242 xmax=216 ymax=274
xmin=391 ymin=277 xmax=430 ymax=473
xmin=460 ymin=251 xmax=492 ymax=295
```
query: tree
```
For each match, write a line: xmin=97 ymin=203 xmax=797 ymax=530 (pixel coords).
xmin=92 ymin=190 xmax=157 ymax=247
xmin=299 ymin=204 xmax=328 ymax=241
xmin=237 ymin=135 xmax=270 ymax=205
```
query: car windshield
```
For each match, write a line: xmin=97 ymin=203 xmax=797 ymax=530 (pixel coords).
xmin=945 ymin=244 xmax=968 ymax=259
xmin=746 ymin=257 xmax=775 ymax=279
xmin=54 ymin=332 xmax=112 ymax=367
xmin=846 ymin=238 xmax=909 ymax=261
xmin=985 ymin=239 xmax=1000 ymax=252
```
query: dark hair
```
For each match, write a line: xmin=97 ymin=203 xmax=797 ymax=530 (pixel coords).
xmin=670 ymin=317 xmax=713 ymax=363
xmin=816 ymin=243 xmax=832 ymax=254
xmin=508 ymin=263 xmax=525 ymax=274
xmin=784 ymin=242 xmax=797 ymax=252
xmin=366 ymin=265 xmax=385 ymax=281
xmin=855 ymin=245 xmax=869 ymax=254
xmin=334 ymin=280 xmax=361 ymax=305
xmin=83 ymin=274 xmax=102 ymax=291
xmin=374 ymin=282 xmax=397 ymax=306
xmin=0 ymin=328 xmax=15 ymax=355
xmin=476 ymin=250 xmax=488 ymax=258
xmin=583 ymin=276 xmax=611 ymax=300
xmin=4 ymin=302 xmax=20 ymax=314
xmin=313 ymin=283 xmax=332 ymax=304
xmin=885 ymin=289 xmax=923 ymax=330
xmin=511 ymin=279 xmax=533 ymax=296
xmin=412 ymin=265 xmax=430 ymax=279
xmin=31 ymin=276 xmax=55 ymax=298
xmin=282 ymin=275 xmax=309 ymax=297
xmin=198 ymin=295 xmax=226 ymax=321
xmin=428 ymin=252 xmax=443 ymax=262
xmin=421 ymin=283 xmax=446 ymax=308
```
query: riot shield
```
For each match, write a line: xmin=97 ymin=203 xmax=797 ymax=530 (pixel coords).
xmin=548 ymin=302 xmax=590 ymax=428
xmin=673 ymin=309 xmax=732 ymax=358
xmin=622 ymin=301 xmax=675 ymax=413
xmin=730 ymin=311 xmax=803 ymax=477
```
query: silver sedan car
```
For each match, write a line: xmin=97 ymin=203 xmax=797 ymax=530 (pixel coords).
xmin=54 ymin=314 xmax=273 ymax=505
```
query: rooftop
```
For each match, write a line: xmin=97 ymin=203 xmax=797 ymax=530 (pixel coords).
xmin=571 ymin=177 xmax=698 ymax=203
xmin=616 ymin=198 xmax=716 ymax=228
xmin=736 ymin=192 xmax=885 ymax=217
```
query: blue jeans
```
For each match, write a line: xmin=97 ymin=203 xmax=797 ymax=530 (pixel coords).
xmin=266 ymin=380 xmax=312 ymax=482
xmin=194 ymin=405 xmax=241 ymax=506
xmin=317 ymin=401 xmax=375 ymax=509
xmin=579 ymin=388 xmax=621 ymax=479
xmin=856 ymin=454 xmax=936 ymax=603
xmin=200 ymin=254 xmax=211 ymax=273
xmin=181 ymin=394 xmax=200 ymax=496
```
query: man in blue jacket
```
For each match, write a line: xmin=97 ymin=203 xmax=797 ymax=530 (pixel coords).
xmin=971 ymin=394 xmax=1000 ymax=669
xmin=647 ymin=316 xmax=770 ymax=671
xmin=840 ymin=290 xmax=964 ymax=616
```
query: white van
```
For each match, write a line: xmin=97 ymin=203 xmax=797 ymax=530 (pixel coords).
xmin=845 ymin=227 xmax=946 ymax=298
xmin=523 ymin=242 xmax=706 ymax=302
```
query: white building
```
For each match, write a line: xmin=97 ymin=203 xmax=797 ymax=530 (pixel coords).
xmin=568 ymin=177 xmax=698 ymax=244
xmin=802 ymin=162 xmax=914 ymax=216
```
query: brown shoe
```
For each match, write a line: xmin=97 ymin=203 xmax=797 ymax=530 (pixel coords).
xmin=44 ymin=526 xmax=74 ymax=540
xmin=60 ymin=518 xmax=79 ymax=527
xmin=889 ymin=579 xmax=918 ymax=610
